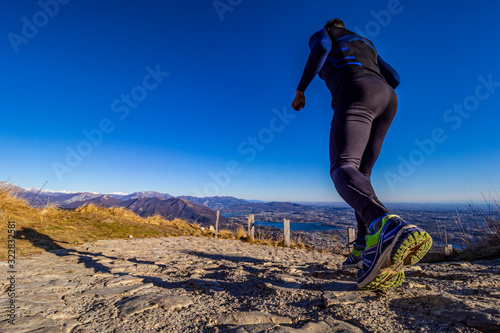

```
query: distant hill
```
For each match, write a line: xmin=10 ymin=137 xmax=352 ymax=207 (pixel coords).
xmin=178 ymin=196 xmax=249 ymax=210
xmin=0 ymin=182 xmax=102 ymax=207
xmin=62 ymin=194 xmax=123 ymax=209
xmin=222 ymin=201 xmax=318 ymax=214
xmin=110 ymin=191 xmax=173 ymax=201
xmin=119 ymin=197 xmax=228 ymax=225
xmin=44 ymin=192 xmax=102 ymax=207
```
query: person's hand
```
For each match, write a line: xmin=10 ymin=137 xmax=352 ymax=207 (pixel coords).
xmin=292 ymin=90 xmax=305 ymax=111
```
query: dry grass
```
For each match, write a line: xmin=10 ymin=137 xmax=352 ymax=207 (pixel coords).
xmin=217 ymin=229 xmax=235 ymax=239
xmin=457 ymin=194 xmax=500 ymax=260
xmin=236 ymin=226 xmax=247 ymax=239
xmin=0 ymin=189 xmax=209 ymax=260
xmin=422 ymin=193 xmax=500 ymax=263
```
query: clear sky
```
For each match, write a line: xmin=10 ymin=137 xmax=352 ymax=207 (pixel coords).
xmin=1 ymin=0 xmax=499 ymax=203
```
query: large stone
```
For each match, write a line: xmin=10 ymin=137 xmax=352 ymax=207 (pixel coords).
xmin=0 ymin=315 xmax=62 ymax=333
xmin=16 ymin=293 xmax=66 ymax=313
xmin=158 ymin=295 xmax=193 ymax=311
xmin=82 ymin=282 xmax=153 ymax=296
xmin=257 ymin=281 xmax=302 ymax=293
xmin=115 ymin=293 xmax=193 ymax=317
xmin=224 ymin=318 xmax=363 ymax=333
xmin=322 ymin=290 xmax=377 ymax=308
xmin=430 ymin=293 xmax=500 ymax=332
xmin=216 ymin=311 xmax=292 ymax=326
xmin=115 ymin=294 xmax=162 ymax=317
xmin=186 ymin=278 xmax=224 ymax=292
xmin=104 ymin=275 xmax=145 ymax=287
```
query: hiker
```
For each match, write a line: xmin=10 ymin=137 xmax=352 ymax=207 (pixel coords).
xmin=292 ymin=18 xmax=432 ymax=289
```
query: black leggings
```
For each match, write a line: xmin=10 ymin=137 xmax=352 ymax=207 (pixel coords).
xmin=329 ymin=75 xmax=398 ymax=239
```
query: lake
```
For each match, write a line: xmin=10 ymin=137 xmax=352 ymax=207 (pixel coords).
xmin=254 ymin=221 xmax=341 ymax=232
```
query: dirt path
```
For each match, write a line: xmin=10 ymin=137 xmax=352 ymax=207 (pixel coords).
xmin=1 ymin=236 xmax=499 ymax=332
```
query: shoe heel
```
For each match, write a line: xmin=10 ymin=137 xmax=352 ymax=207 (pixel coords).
xmin=391 ymin=226 xmax=433 ymax=266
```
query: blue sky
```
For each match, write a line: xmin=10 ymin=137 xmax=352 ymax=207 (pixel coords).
xmin=1 ymin=0 xmax=499 ymax=203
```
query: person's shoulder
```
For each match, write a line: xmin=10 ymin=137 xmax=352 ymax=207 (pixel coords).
xmin=309 ymin=29 xmax=329 ymax=42
xmin=311 ymin=29 xmax=328 ymax=38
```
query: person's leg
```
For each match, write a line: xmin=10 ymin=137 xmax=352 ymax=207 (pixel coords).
xmin=330 ymin=76 xmax=394 ymax=229
xmin=355 ymin=212 xmax=368 ymax=239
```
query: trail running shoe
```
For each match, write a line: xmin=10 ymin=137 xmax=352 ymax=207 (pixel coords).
xmin=342 ymin=239 xmax=365 ymax=270
xmin=357 ymin=214 xmax=432 ymax=290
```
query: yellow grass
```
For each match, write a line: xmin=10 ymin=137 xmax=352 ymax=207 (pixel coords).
xmin=0 ymin=189 xmax=235 ymax=260
xmin=236 ymin=226 xmax=247 ymax=239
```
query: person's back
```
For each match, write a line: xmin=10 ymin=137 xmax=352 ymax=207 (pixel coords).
xmin=320 ymin=26 xmax=385 ymax=94
xmin=296 ymin=20 xmax=399 ymax=104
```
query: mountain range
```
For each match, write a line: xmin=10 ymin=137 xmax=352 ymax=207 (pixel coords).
xmin=0 ymin=181 xmax=329 ymax=226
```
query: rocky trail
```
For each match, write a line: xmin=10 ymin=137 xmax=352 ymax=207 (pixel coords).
xmin=1 ymin=236 xmax=499 ymax=332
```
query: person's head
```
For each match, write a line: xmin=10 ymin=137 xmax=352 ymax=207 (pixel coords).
xmin=324 ymin=18 xmax=345 ymax=29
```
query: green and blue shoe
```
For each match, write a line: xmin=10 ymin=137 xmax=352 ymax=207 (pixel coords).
xmin=357 ymin=214 xmax=432 ymax=290
xmin=342 ymin=238 xmax=365 ymax=270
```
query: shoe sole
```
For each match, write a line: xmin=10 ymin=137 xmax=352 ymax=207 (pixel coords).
xmin=359 ymin=225 xmax=432 ymax=290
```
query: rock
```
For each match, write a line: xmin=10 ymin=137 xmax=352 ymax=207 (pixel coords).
xmin=311 ymin=270 xmax=341 ymax=279
xmin=115 ymin=294 xmax=162 ymax=317
xmin=224 ymin=318 xmax=363 ymax=333
xmin=257 ymin=281 xmax=302 ymax=293
xmin=82 ymin=282 xmax=153 ymax=296
xmin=158 ymin=295 xmax=193 ymax=311
xmin=322 ymin=290 xmax=376 ymax=308
xmin=0 ymin=315 xmax=62 ymax=333
xmin=449 ymin=261 xmax=471 ymax=267
xmin=405 ymin=265 xmax=423 ymax=272
xmin=430 ymin=293 xmax=500 ymax=332
xmin=187 ymin=278 xmax=224 ymax=292
xmin=276 ymin=274 xmax=305 ymax=283
xmin=105 ymin=275 xmax=145 ymax=287
xmin=16 ymin=293 xmax=65 ymax=313
xmin=322 ymin=318 xmax=364 ymax=333
xmin=408 ymin=282 xmax=427 ymax=289
xmin=226 ymin=323 xmax=279 ymax=333
xmin=215 ymin=311 xmax=293 ymax=326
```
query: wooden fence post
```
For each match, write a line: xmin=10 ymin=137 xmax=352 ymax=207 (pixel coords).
xmin=248 ymin=214 xmax=255 ymax=241
xmin=347 ymin=228 xmax=356 ymax=244
xmin=215 ymin=210 xmax=220 ymax=238
xmin=283 ymin=218 xmax=290 ymax=247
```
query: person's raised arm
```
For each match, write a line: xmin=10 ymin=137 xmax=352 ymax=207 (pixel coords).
xmin=377 ymin=55 xmax=400 ymax=89
xmin=292 ymin=30 xmax=331 ymax=111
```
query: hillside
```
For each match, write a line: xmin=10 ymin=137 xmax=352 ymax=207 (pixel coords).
xmin=0 ymin=189 xmax=228 ymax=260
xmin=0 ymin=183 xmax=233 ymax=226
xmin=119 ymin=197 xmax=229 ymax=225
